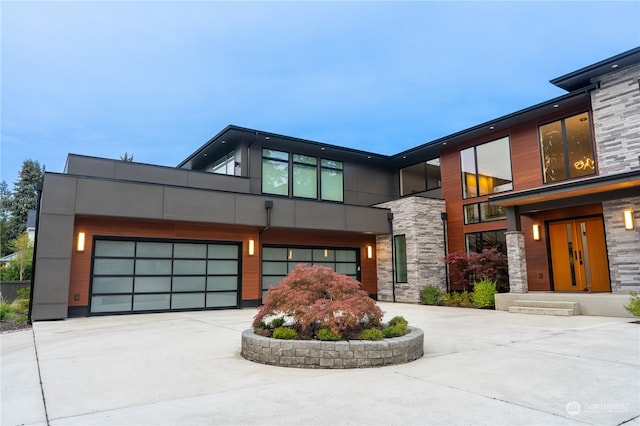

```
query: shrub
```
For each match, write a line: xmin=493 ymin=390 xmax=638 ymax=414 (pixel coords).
xmin=359 ymin=328 xmax=384 ymax=341
xmin=387 ymin=316 xmax=408 ymax=327
xmin=420 ymin=285 xmax=444 ymax=305
xmin=254 ymin=320 xmax=269 ymax=330
xmin=253 ymin=264 xmax=383 ymax=339
xmin=0 ymin=299 xmax=16 ymax=320
xmin=272 ymin=327 xmax=298 ymax=340
xmin=383 ymin=324 xmax=406 ymax=338
xmin=316 ymin=327 xmax=342 ymax=341
xmin=472 ymin=278 xmax=497 ymax=308
xmin=624 ymin=291 xmax=640 ymax=317
xmin=444 ymin=248 xmax=508 ymax=291
xmin=444 ymin=291 xmax=474 ymax=308
xmin=270 ymin=317 xmax=286 ymax=328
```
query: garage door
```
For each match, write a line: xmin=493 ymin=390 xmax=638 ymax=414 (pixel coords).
xmin=90 ymin=239 xmax=240 ymax=314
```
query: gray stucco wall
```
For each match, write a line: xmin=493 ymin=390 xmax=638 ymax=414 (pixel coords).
xmin=375 ymin=196 xmax=446 ymax=303
xmin=592 ymin=63 xmax=640 ymax=293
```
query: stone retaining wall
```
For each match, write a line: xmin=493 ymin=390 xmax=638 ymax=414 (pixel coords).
xmin=241 ymin=327 xmax=424 ymax=369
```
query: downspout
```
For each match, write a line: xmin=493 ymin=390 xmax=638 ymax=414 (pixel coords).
xmin=388 ymin=211 xmax=396 ymax=303
xmin=441 ymin=211 xmax=449 ymax=293
xmin=27 ymin=178 xmax=44 ymax=324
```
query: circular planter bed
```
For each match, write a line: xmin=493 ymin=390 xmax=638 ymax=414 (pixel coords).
xmin=241 ymin=326 xmax=424 ymax=369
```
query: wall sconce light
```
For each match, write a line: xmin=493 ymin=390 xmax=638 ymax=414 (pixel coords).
xmin=248 ymin=239 xmax=255 ymax=256
xmin=367 ymin=245 xmax=373 ymax=259
xmin=624 ymin=210 xmax=635 ymax=230
xmin=77 ymin=232 xmax=86 ymax=252
xmin=532 ymin=224 xmax=540 ymax=241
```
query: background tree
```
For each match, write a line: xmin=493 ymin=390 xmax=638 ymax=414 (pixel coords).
xmin=120 ymin=153 xmax=134 ymax=161
xmin=3 ymin=159 xmax=45 ymax=248
xmin=6 ymin=233 xmax=33 ymax=281
xmin=0 ymin=181 xmax=10 ymax=256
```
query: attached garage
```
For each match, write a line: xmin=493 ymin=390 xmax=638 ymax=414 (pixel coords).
xmin=89 ymin=238 xmax=241 ymax=314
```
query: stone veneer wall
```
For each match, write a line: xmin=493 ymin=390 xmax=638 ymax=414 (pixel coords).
xmin=375 ymin=196 xmax=446 ymax=302
xmin=591 ymin=63 xmax=640 ymax=293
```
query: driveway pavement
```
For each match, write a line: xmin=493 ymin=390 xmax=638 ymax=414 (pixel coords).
xmin=1 ymin=302 xmax=639 ymax=426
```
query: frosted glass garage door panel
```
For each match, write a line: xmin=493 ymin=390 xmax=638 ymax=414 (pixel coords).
xmin=133 ymin=294 xmax=170 ymax=311
xmin=91 ymin=295 xmax=132 ymax=313
xmin=94 ymin=241 xmax=135 ymax=257
xmin=173 ymin=260 xmax=206 ymax=275
xmin=173 ymin=276 xmax=206 ymax=292
xmin=174 ymin=243 xmax=207 ymax=259
xmin=335 ymin=251 xmax=356 ymax=262
xmin=207 ymin=260 xmax=238 ymax=274
xmin=336 ymin=264 xmax=357 ymax=275
xmin=135 ymin=277 xmax=171 ymax=293
xmin=208 ymin=244 xmax=238 ymax=259
xmin=93 ymin=259 xmax=134 ymax=275
xmin=262 ymin=262 xmax=288 ymax=275
xmin=136 ymin=259 xmax=171 ymax=275
xmin=92 ymin=277 xmax=133 ymax=294
xmin=206 ymin=292 xmax=237 ymax=308
xmin=172 ymin=293 xmax=205 ymax=309
xmin=136 ymin=242 xmax=172 ymax=258
xmin=207 ymin=276 xmax=237 ymax=291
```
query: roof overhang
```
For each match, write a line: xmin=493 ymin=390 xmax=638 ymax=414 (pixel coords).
xmin=489 ymin=170 xmax=640 ymax=214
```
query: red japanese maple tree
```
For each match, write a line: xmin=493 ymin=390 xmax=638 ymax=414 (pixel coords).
xmin=253 ymin=264 xmax=383 ymax=339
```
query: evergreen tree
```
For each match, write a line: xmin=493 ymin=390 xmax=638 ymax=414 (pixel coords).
xmin=0 ymin=180 xmax=10 ymax=256
xmin=5 ymin=160 xmax=45 ymax=244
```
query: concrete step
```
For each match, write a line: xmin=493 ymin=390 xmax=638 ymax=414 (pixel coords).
xmin=512 ymin=300 xmax=581 ymax=315
xmin=508 ymin=306 xmax=576 ymax=316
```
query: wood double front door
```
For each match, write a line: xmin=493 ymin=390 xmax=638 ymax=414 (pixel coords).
xmin=548 ymin=217 xmax=611 ymax=292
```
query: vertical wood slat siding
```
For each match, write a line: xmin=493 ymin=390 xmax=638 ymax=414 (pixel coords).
xmin=70 ymin=217 xmax=378 ymax=307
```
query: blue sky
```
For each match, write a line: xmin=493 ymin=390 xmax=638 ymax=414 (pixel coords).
xmin=2 ymin=1 xmax=639 ymax=184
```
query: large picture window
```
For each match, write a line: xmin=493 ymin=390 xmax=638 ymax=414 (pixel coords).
xmin=539 ymin=112 xmax=595 ymax=183
xmin=400 ymin=158 xmax=441 ymax=196
xmin=461 ymin=137 xmax=513 ymax=199
xmin=465 ymin=230 xmax=506 ymax=254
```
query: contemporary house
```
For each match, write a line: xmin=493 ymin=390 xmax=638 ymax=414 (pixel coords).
xmin=30 ymin=47 xmax=640 ymax=320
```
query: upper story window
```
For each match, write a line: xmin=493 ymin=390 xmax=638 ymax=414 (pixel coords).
xmin=539 ymin=112 xmax=595 ymax=183
xmin=211 ymin=151 xmax=236 ymax=175
xmin=461 ymin=137 xmax=513 ymax=199
xmin=400 ymin=158 xmax=441 ymax=196
xmin=262 ymin=149 xmax=289 ymax=196
xmin=262 ymin=149 xmax=343 ymax=202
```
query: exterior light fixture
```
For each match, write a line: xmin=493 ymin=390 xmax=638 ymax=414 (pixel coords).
xmin=624 ymin=210 xmax=635 ymax=230
xmin=367 ymin=245 xmax=373 ymax=259
xmin=77 ymin=232 xmax=86 ymax=252
xmin=248 ymin=239 xmax=255 ymax=256
xmin=532 ymin=224 xmax=541 ymax=241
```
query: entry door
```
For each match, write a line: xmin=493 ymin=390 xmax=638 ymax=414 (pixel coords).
xmin=548 ymin=217 xmax=610 ymax=292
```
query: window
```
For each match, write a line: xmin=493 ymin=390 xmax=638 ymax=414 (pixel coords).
xmin=293 ymin=154 xmax=317 ymax=199
xmin=262 ymin=149 xmax=289 ymax=196
xmin=400 ymin=158 xmax=441 ymax=196
xmin=394 ymin=235 xmax=407 ymax=283
xmin=211 ymin=151 xmax=236 ymax=175
xmin=262 ymin=149 xmax=343 ymax=202
xmin=463 ymin=202 xmax=506 ymax=224
xmin=539 ymin=112 xmax=595 ymax=183
xmin=465 ymin=230 xmax=506 ymax=254
xmin=461 ymin=137 xmax=513 ymax=199
xmin=320 ymin=159 xmax=343 ymax=202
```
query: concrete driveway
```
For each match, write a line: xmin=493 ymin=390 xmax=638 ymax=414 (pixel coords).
xmin=2 ymin=302 xmax=639 ymax=426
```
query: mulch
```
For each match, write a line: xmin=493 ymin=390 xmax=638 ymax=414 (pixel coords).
xmin=0 ymin=319 xmax=32 ymax=334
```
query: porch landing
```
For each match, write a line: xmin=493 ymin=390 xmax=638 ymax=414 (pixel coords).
xmin=495 ymin=292 xmax=635 ymax=318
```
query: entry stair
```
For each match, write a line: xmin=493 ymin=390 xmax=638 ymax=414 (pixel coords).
xmin=507 ymin=300 xmax=581 ymax=316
